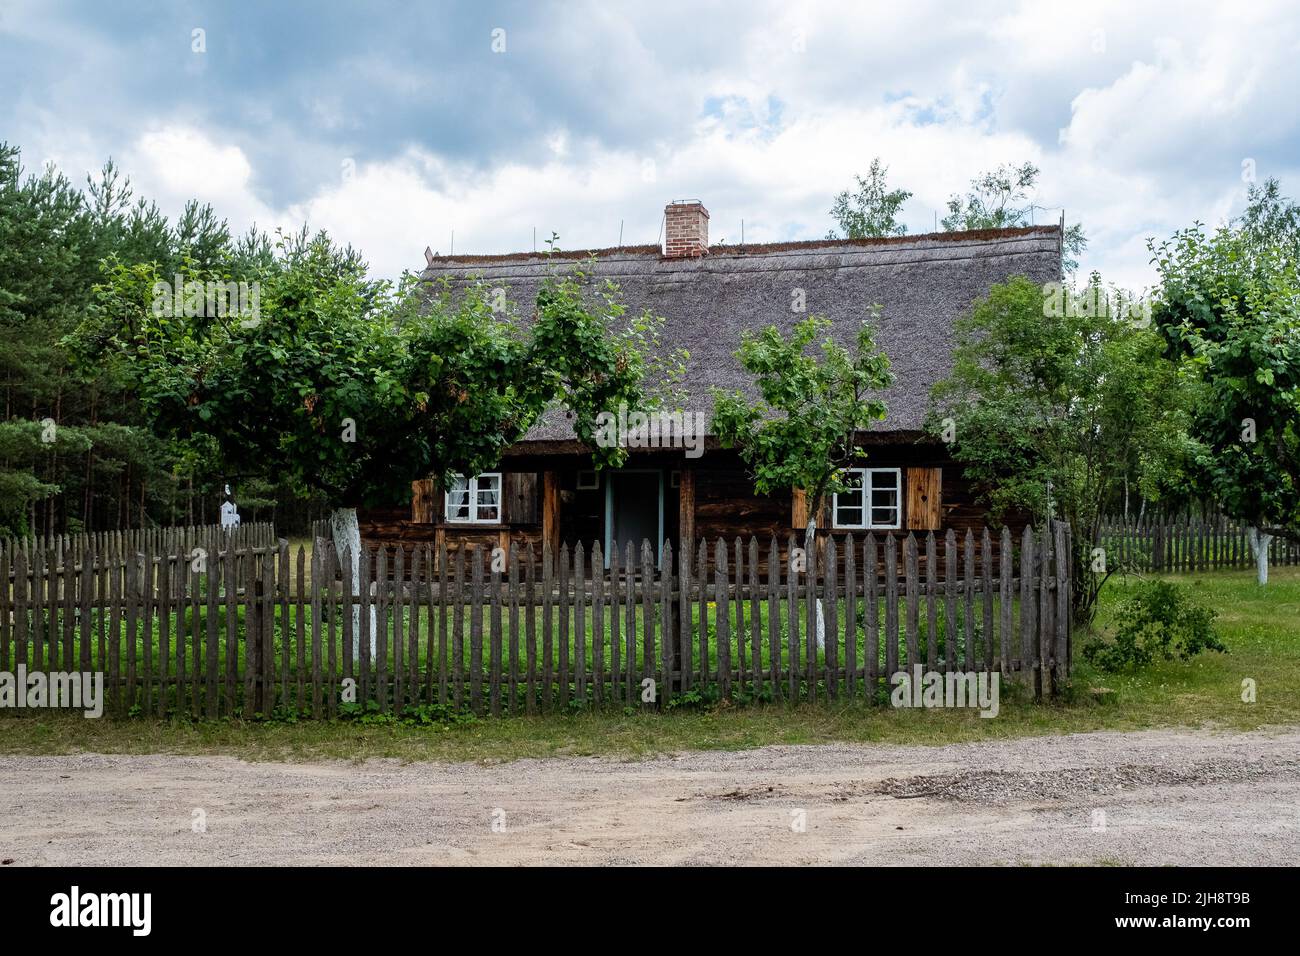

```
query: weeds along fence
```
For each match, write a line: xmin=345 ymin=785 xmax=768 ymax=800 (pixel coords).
xmin=1099 ymin=513 xmax=1298 ymax=572
xmin=0 ymin=523 xmax=1072 ymax=720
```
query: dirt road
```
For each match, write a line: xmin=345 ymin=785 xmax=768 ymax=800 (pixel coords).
xmin=2 ymin=726 xmax=1297 ymax=865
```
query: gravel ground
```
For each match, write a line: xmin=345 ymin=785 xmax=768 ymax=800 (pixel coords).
xmin=1 ymin=725 xmax=1298 ymax=866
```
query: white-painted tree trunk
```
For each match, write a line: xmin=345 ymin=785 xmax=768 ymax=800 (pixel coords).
xmin=1248 ymin=526 xmax=1273 ymax=587
xmin=807 ymin=518 xmax=826 ymax=650
xmin=330 ymin=506 xmax=377 ymax=657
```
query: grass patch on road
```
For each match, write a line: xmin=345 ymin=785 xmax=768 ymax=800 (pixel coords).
xmin=2 ymin=567 xmax=1296 ymax=763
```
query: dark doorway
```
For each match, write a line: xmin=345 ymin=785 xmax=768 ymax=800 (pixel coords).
xmin=606 ymin=470 xmax=663 ymax=565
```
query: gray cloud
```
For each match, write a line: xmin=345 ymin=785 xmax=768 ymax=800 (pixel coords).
xmin=2 ymin=0 xmax=1297 ymax=291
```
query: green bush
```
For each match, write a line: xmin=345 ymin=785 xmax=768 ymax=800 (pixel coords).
xmin=336 ymin=699 xmax=476 ymax=727
xmin=1084 ymin=579 xmax=1225 ymax=671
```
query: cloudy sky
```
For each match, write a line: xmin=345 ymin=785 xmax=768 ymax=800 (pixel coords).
xmin=2 ymin=0 xmax=1297 ymax=290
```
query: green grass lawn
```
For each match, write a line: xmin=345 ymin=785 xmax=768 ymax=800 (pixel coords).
xmin=1 ymin=567 xmax=1296 ymax=762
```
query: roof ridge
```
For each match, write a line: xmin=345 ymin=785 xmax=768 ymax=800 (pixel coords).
xmin=421 ymin=224 xmax=1061 ymax=267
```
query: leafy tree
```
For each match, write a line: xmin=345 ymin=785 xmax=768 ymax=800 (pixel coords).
xmin=1238 ymin=177 xmax=1300 ymax=261
xmin=712 ymin=314 xmax=893 ymax=646
xmin=79 ymin=230 xmax=671 ymax=647
xmin=0 ymin=141 xmax=272 ymax=537
xmin=941 ymin=161 xmax=1087 ymax=273
xmin=827 ymin=158 xmax=912 ymax=239
xmin=928 ymin=275 xmax=1195 ymax=624
xmin=1150 ymin=214 xmax=1300 ymax=585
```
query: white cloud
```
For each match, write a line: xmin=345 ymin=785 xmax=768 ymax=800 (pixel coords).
xmin=124 ymin=126 xmax=275 ymax=232
xmin=31 ymin=0 xmax=1297 ymax=297
xmin=273 ymin=105 xmax=1043 ymax=277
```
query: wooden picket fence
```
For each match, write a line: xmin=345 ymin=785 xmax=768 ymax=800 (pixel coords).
xmin=1 ymin=522 xmax=277 ymax=569
xmin=0 ymin=523 xmax=1072 ymax=720
xmin=1099 ymin=513 xmax=1298 ymax=572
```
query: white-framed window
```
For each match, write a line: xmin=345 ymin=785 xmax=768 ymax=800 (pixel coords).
xmin=444 ymin=473 xmax=502 ymax=524
xmin=832 ymin=468 xmax=902 ymax=530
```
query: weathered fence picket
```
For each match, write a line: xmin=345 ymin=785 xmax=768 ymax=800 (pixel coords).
xmin=1099 ymin=511 xmax=1297 ymax=572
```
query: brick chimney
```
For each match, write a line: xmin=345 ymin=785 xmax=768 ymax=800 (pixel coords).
xmin=663 ymin=201 xmax=709 ymax=258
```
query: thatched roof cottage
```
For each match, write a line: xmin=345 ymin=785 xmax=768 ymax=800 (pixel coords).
xmin=361 ymin=200 xmax=1062 ymax=567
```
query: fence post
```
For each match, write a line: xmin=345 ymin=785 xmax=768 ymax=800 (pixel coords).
xmin=1021 ymin=526 xmax=1037 ymax=699
xmin=925 ymin=532 xmax=938 ymax=672
xmin=825 ymin=536 xmax=839 ymax=700
xmin=1039 ymin=523 xmax=1055 ymax=699
xmin=245 ymin=566 xmax=261 ymax=716
xmin=1056 ymin=522 xmax=1071 ymax=678
xmin=715 ymin=539 xmax=730 ymax=701
xmin=884 ymin=534 xmax=898 ymax=686
xmin=903 ymin=535 xmax=918 ymax=679
xmin=661 ymin=540 xmax=674 ymax=708
xmin=1000 ymin=527 xmax=1013 ymax=675
xmin=864 ymin=533 xmax=878 ymax=700
xmin=677 ymin=539 xmax=692 ymax=695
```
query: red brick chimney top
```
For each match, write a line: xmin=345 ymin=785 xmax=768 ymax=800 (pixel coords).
xmin=663 ymin=201 xmax=709 ymax=258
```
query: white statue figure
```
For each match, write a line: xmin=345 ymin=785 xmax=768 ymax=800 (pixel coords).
xmin=220 ymin=485 xmax=241 ymax=529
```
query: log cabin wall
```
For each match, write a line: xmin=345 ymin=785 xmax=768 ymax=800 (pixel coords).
xmin=356 ymin=443 xmax=1028 ymax=574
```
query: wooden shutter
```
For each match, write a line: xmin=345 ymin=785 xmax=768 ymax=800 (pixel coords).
xmin=504 ymin=472 xmax=538 ymax=525
xmin=791 ymin=488 xmax=830 ymax=529
xmin=542 ymin=471 xmax=560 ymax=557
xmin=411 ymin=478 xmax=441 ymax=524
xmin=906 ymin=468 xmax=942 ymax=530
xmin=791 ymin=488 xmax=807 ymax=529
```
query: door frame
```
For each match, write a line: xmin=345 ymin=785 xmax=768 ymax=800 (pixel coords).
xmin=603 ymin=468 xmax=665 ymax=567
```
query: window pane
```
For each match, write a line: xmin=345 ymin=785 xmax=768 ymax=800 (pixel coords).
xmin=447 ymin=487 xmax=470 ymax=520
xmin=836 ymin=473 xmax=863 ymax=509
xmin=474 ymin=475 xmax=500 ymax=522
xmin=836 ymin=506 xmax=863 ymax=526
xmin=868 ymin=472 xmax=897 ymax=526
xmin=871 ymin=506 xmax=897 ymax=526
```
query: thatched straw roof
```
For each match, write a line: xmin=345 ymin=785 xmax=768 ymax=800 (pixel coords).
xmin=418 ymin=225 xmax=1062 ymax=446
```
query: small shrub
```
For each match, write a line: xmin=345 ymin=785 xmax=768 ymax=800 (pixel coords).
xmin=337 ymin=699 xmax=475 ymax=727
xmin=1084 ymin=579 xmax=1225 ymax=671
xmin=665 ymin=685 xmax=722 ymax=711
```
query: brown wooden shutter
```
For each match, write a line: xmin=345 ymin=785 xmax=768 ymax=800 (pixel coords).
xmin=411 ymin=478 xmax=441 ymax=524
xmin=791 ymin=488 xmax=829 ymax=528
xmin=906 ymin=467 xmax=942 ymax=530
xmin=504 ymin=472 xmax=538 ymax=525
xmin=542 ymin=471 xmax=560 ymax=557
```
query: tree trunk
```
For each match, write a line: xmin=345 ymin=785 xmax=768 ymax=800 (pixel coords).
xmin=329 ymin=506 xmax=377 ymax=657
xmin=807 ymin=518 xmax=826 ymax=650
xmin=1248 ymin=526 xmax=1272 ymax=586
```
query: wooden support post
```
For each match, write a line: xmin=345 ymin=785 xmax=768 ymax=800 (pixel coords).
xmin=542 ymin=471 xmax=560 ymax=559
xmin=678 ymin=466 xmax=696 ymax=554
